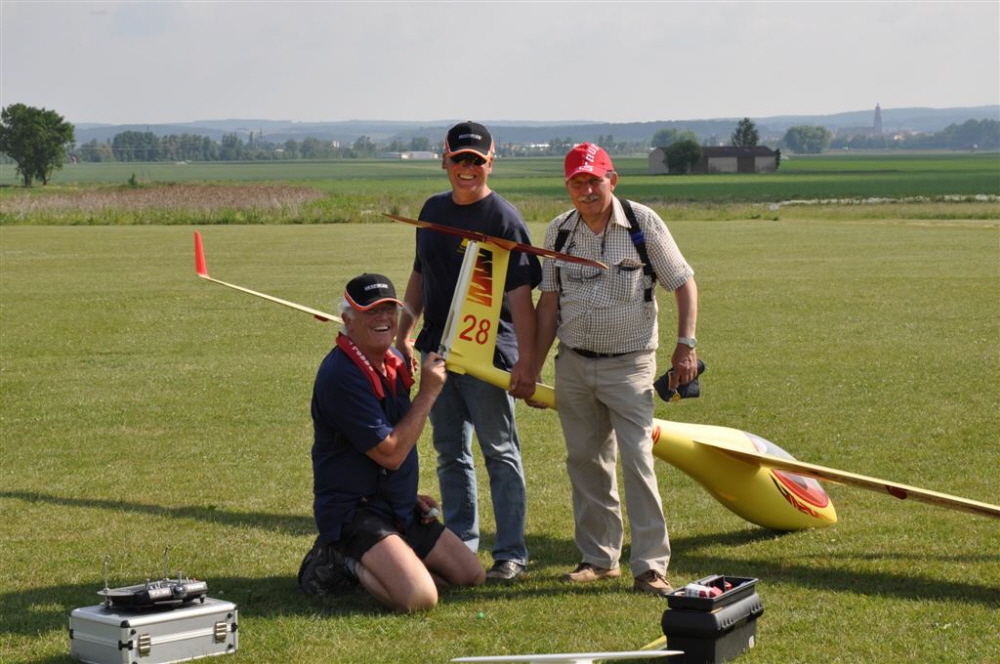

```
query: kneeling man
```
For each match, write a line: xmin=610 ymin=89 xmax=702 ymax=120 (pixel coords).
xmin=299 ymin=273 xmax=485 ymax=612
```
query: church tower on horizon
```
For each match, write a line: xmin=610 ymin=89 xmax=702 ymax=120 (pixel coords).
xmin=874 ymin=103 xmax=883 ymax=135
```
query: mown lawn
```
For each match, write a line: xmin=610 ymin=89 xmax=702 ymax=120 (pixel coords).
xmin=1 ymin=215 xmax=997 ymax=663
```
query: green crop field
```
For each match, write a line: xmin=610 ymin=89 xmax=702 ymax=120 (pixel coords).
xmin=2 ymin=212 xmax=998 ymax=662
xmin=3 ymin=152 xmax=999 ymax=209
xmin=3 ymin=153 xmax=999 ymax=233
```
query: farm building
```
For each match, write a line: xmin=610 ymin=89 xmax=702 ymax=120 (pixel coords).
xmin=649 ymin=145 xmax=779 ymax=174
xmin=401 ymin=151 xmax=438 ymax=160
xmin=378 ymin=151 xmax=439 ymax=160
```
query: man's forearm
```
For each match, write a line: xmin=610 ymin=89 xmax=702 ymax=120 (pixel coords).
xmin=369 ymin=387 xmax=437 ymax=470
xmin=533 ymin=290 xmax=559 ymax=376
xmin=674 ymin=277 xmax=698 ymax=338
xmin=397 ymin=270 xmax=424 ymax=344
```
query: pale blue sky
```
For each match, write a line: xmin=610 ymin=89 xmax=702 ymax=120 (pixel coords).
xmin=2 ymin=1 xmax=998 ymax=125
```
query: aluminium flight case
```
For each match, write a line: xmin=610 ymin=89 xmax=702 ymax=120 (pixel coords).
xmin=69 ymin=596 xmax=238 ymax=664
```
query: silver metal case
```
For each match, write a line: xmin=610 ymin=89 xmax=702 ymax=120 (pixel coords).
xmin=69 ymin=597 xmax=238 ymax=664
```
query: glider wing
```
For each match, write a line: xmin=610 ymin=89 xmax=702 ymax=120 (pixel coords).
xmin=693 ymin=437 xmax=1000 ymax=520
xmin=384 ymin=213 xmax=608 ymax=268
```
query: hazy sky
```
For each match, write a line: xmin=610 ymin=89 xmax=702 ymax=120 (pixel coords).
xmin=2 ymin=1 xmax=998 ymax=125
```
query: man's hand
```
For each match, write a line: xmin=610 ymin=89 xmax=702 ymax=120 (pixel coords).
xmin=523 ymin=371 xmax=549 ymax=408
xmin=508 ymin=357 xmax=537 ymax=400
xmin=416 ymin=494 xmax=441 ymax=522
xmin=671 ymin=344 xmax=698 ymax=386
xmin=419 ymin=352 xmax=448 ymax=397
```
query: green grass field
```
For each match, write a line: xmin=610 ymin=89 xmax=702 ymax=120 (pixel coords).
xmin=2 ymin=214 xmax=998 ymax=663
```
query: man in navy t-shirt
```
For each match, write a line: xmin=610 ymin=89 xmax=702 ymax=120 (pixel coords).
xmin=396 ymin=121 xmax=540 ymax=582
xmin=300 ymin=273 xmax=484 ymax=612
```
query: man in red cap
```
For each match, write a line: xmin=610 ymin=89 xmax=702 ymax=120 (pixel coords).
xmin=531 ymin=144 xmax=699 ymax=597
xmin=396 ymin=122 xmax=540 ymax=582
xmin=300 ymin=273 xmax=485 ymax=612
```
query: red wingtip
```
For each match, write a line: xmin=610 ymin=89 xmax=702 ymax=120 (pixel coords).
xmin=194 ymin=231 xmax=209 ymax=277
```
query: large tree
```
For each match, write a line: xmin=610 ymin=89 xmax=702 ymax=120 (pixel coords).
xmin=0 ymin=103 xmax=75 ymax=186
xmin=731 ymin=117 xmax=759 ymax=147
xmin=652 ymin=128 xmax=699 ymax=148
xmin=664 ymin=139 xmax=703 ymax=174
xmin=782 ymin=125 xmax=832 ymax=154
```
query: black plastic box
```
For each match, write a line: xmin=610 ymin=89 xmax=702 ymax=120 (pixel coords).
xmin=661 ymin=576 xmax=763 ymax=664
xmin=666 ymin=575 xmax=758 ymax=611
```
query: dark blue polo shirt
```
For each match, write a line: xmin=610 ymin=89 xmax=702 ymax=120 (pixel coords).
xmin=414 ymin=191 xmax=541 ymax=370
xmin=311 ymin=346 xmax=416 ymax=543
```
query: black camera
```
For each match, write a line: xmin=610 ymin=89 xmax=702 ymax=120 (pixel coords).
xmin=654 ymin=359 xmax=706 ymax=402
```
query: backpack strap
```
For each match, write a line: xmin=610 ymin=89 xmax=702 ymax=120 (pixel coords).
xmin=554 ymin=227 xmax=571 ymax=252
xmin=620 ymin=199 xmax=656 ymax=302
xmin=552 ymin=213 xmax=577 ymax=293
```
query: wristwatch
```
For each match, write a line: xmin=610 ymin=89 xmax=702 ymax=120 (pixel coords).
xmin=677 ymin=337 xmax=698 ymax=349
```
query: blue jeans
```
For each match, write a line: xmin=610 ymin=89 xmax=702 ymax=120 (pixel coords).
xmin=428 ymin=370 xmax=528 ymax=566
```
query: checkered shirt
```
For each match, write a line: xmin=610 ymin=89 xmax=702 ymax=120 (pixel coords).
xmin=539 ymin=198 xmax=693 ymax=355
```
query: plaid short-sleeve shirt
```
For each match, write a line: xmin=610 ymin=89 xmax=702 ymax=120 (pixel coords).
xmin=539 ymin=198 xmax=693 ymax=355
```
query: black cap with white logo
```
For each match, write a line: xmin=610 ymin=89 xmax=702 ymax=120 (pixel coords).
xmin=445 ymin=121 xmax=494 ymax=159
xmin=344 ymin=273 xmax=403 ymax=311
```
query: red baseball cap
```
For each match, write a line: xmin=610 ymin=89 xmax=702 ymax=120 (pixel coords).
xmin=564 ymin=143 xmax=614 ymax=181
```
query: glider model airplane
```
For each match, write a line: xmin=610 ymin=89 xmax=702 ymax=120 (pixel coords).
xmin=194 ymin=222 xmax=1000 ymax=531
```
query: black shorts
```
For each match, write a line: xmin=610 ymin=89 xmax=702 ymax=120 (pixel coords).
xmin=339 ymin=504 xmax=446 ymax=562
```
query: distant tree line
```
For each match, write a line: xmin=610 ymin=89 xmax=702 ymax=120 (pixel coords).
xmin=64 ymin=118 xmax=1000 ymax=164
xmin=72 ymin=130 xmax=656 ymax=162
xmin=829 ymin=119 xmax=999 ymax=151
xmin=71 ymin=131 xmax=421 ymax=163
xmin=781 ymin=125 xmax=833 ymax=154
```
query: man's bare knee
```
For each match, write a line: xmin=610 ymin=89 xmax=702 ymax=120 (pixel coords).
xmin=396 ymin=586 xmax=438 ymax=613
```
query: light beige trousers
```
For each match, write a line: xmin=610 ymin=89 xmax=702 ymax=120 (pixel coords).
xmin=554 ymin=346 xmax=671 ymax=577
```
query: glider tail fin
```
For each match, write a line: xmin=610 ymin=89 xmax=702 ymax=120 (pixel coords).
xmin=440 ymin=240 xmax=555 ymax=407
xmin=192 ymin=231 xmax=342 ymax=324
xmin=195 ymin=231 xmax=209 ymax=278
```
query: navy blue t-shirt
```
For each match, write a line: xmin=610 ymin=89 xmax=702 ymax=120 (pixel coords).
xmin=414 ymin=191 xmax=541 ymax=370
xmin=311 ymin=346 xmax=416 ymax=543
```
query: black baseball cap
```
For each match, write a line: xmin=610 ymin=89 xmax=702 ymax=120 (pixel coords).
xmin=344 ymin=273 xmax=403 ymax=311
xmin=445 ymin=121 xmax=494 ymax=160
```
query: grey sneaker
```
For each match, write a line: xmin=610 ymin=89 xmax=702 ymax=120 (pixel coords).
xmin=485 ymin=560 xmax=525 ymax=583
xmin=633 ymin=569 xmax=673 ymax=597
xmin=561 ymin=563 xmax=621 ymax=583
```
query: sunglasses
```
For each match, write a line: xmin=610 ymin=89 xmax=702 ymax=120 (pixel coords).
xmin=449 ymin=153 xmax=487 ymax=166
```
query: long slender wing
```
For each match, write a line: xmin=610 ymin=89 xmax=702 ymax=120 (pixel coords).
xmin=194 ymin=232 xmax=342 ymax=324
xmin=693 ymin=437 xmax=1000 ymax=520
xmin=384 ymin=213 xmax=608 ymax=269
